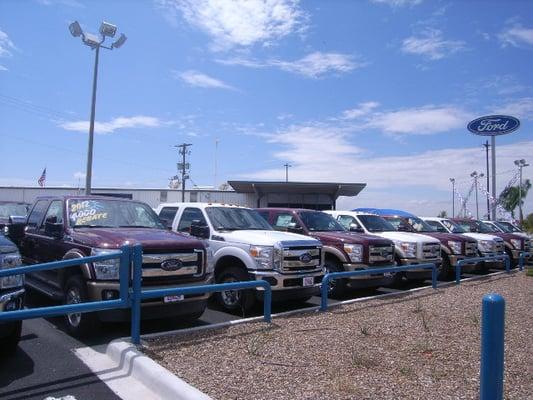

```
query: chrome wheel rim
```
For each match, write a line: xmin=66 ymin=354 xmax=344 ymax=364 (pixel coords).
xmin=66 ymin=287 xmax=82 ymax=327
xmin=220 ymin=276 xmax=240 ymax=307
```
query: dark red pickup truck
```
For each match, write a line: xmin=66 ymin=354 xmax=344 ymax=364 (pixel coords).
xmin=257 ymin=208 xmax=396 ymax=296
xmin=19 ymin=195 xmax=213 ymax=336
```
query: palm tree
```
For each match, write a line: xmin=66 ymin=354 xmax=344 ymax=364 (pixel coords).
xmin=498 ymin=179 xmax=531 ymax=220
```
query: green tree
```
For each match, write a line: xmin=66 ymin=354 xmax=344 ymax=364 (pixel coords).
xmin=498 ymin=179 xmax=531 ymax=220
xmin=437 ymin=210 xmax=447 ymax=218
xmin=522 ymin=213 xmax=533 ymax=233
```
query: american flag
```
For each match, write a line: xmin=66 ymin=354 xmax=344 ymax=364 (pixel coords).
xmin=38 ymin=168 xmax=46 ymax=187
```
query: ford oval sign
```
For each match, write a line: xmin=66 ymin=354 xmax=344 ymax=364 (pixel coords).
xmin=299 ymin=253 xmax=313 ymax=263
xmin=161 ymin=259 xmax=183 ymax=271
xmin=467 ymin=115 xmax=520 ymax=136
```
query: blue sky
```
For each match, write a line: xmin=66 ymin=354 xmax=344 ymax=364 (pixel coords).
xmin=0 ymin=0 xmax=532 ymax=217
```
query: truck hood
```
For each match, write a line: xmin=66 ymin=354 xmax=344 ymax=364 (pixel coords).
xmin=68 ymin=227 xmax=205 ymax=251
xmin=485 ymin=232 xmax=525 ymax=242
xmin=309 ymin=231 xmax=392 ymax=246
xmin=0 ymin=233 xmax=17 ymax=251
xmin=416 ymin=232 xmax=472 ymax=243
xmin=219 ymin=230 xmax=320 ymax=247
xmin=372 ymin=231 xmax=439 ymax=244
xmin=461 ymin=232 xmax=503 ymax=242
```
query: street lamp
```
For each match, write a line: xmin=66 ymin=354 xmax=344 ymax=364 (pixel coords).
xmin=514 ymin=159 xmax=529 ymax=226
xmin=69 ymin=21 xmax=127 ymax=195
xmin=471 ymin=171 xmax=484 ymax=220
xmin=449 ymin=178 xmax=456 ymax=217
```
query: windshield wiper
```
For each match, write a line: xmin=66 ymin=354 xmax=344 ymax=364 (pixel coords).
xmin=74 ymin=225 xmax=116 ymax=228
xmin=118 ymin=225 xmax=153 ymax=228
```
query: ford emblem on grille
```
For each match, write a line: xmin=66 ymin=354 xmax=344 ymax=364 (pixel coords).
xmin=299 ymin=253 xmax=313 ymax=263
xmin=161 ymin=259 xmax=183 ymax=271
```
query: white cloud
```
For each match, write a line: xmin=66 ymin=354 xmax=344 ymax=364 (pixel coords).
xmin=174 ymin=70 xmax=236 ymax=90
xmin=218 ymin=51 xmax=363 ymax=78
xmin=73 ymin=171 xmax=86 ymax=179
xmin=36 ymin=0 xmax=85 ymax=7
xmin=0 ymin=65 xmax=7 ymax=71
xmin=158 ymin=0 xmax=307 ymax=50
xmin=495 ymin=98 xmax=533 ymax=121
xmin=367 ymin=106 xmax=470 ymax=135
xmin=0 ymin=28 xmax=16 ymax=58
xmin=498 ymin=23 xmax=533 ymax=47
xmin=341 ymin=101 xmax=380 ymax=120
xmin=401 ymin=29 xmax=465 ymax=60
xmin=60 ymin=115 xmax=164 ymax=134
xmin=370 ymin=0 xmax=423 ymax=6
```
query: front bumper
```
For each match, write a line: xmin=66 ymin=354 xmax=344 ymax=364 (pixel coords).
xmin=342 ymin=263 xmax=395 ymax=288
xmin=511 ymin=249 xmax=532 ymax=262
xmin=398 ymin=258 xmax=441 ymax=278
xmin=249 ymin=269 xmax=324 ymax=291
xmin=0 ymin=288 xmax=25 ymax=337
xmin=479 ymin=252 xmax=506 ymax=269
xmin=449 ymin=255 xmax=482 ymax=272
xmin=87 ymin=276 xmax=213 ymax=322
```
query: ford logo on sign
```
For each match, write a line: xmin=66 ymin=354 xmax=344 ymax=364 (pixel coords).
xmin=161 ymin=259 xmax=183 ymax=271
xmin=467 ymin=115 xmax=520 ymax=136
xmin=299 ymin=253 xmax=313 ymax=263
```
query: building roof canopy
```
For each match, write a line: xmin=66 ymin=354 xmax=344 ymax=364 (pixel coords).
xmin=228 ymin=181 xmax=366 ymax=199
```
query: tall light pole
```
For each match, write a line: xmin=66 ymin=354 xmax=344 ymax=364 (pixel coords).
xmin=450 ymin=178 xmax=456 ymax=217
xmin=69 ymin=21 xmax=127 ymax=195
xmin=471 ymin=171 xmax=484 ymax=219
xmin=284 ymin=163 xmax=291 ymax=183
xmin=176 ymin=143 xmax=192 ymax=202
xmin=514 ymin=159 xmax=529 ymax=226
xmin=483 ymin=141 xmax=491 ymax=219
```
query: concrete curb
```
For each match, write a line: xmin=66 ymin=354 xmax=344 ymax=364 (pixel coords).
xmin=106 ymin=340 xmax=212 ymax=400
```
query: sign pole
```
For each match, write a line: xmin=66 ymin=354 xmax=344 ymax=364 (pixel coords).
xmin=491 ymin=136 xmax=496 ymax=220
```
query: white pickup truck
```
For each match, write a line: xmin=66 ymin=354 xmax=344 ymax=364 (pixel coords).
xmin=325 ymin=211 xmax=441 ymax=283
xmin=155 ymin=203 xmax=325 ymax=312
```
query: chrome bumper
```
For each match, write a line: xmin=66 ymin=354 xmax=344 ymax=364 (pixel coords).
xmin=342 ymin=263 xmax=395 ymax=280
xmin=249 ymin=269 xmax=324 ymax=291
xmin=0 ymin=288 xmax=25 ymax=312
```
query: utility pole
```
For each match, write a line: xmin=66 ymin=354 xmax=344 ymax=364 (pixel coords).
xmin=483 ymin=141 xmax=491 ymax=219
xmin=214 ymin=138 xmax=219 ymax=189
xmin=514 ymin=159 xmax=529 ymax=226
xmin=284 ymin=163 xmax=291 ymax=183
xmin=175 ymin=143 xmax=192 ymax=202
xmin=471 ymin=171 xmax=484 ymax=219
xmin=450 ymin=178 xmax=456 ymax=217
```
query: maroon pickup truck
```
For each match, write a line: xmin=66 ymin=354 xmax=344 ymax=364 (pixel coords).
xmin=257 ymin=208 xmax=395 ymax=296
xmin=19 ymin=196 xmax=212 ymax=337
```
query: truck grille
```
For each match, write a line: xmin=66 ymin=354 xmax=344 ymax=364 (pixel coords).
xmin=524 ymin=239 xmax=531 ymax=252
xmin=369 ymin=245 xmax=394 ymax=264
xmin=281 ymin=246 xmax=322 ymax=273
xmin=422 ymin=243 xmax=441 ymax=259
xmin=141 ymin=249 xmax=204 ymax=285
xmin=465 ymin=242 xmax=477 ymax=256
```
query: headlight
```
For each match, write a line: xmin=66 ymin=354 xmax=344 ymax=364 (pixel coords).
xmin=249 ymin=245 xmax=274 ymax=270
xmin=447 ymin=241 xmax=462 ymax=255
xmin=91 ymin=248 xmax=121 ymax=280
xmin=478 ymin=240 xmax=494 ymax=253
xmin=205 ymin=245 xmax=214 ymax=274
xmin=510 ymin=239 xmax=522 ymax=250
xmin=399 ymin=242 xmax=417 ymax=258
xmin=344 ymin=244 xmax=363 ymax=263
xmin=0 ymin=253 xmax=24 ymax=289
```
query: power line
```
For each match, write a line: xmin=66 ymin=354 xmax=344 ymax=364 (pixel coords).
xmin=174 ymin=143 xmax=192 ymax=202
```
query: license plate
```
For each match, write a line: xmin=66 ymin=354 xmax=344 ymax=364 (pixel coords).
xmin=164 ymin=295 xmax=184 ymax=303
xmin=303 ymin=277 xmax=314 ymax=287
xmin=383 ymin=272 xmax=393 ymax=277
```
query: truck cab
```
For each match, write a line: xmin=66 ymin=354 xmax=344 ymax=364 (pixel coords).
xmin=19 ymin=196 xmax=213 ymax=337
xmin=325 ymin=210 xmax=441 ymax=283
xmin=256 ymin=208 xmax=395 ymax=296
xmin=155 ymin=203 xmax=324 ymax=312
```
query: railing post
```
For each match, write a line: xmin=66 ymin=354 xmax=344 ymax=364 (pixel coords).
xmin=320 ymin=274 xmax=330 ymax=311
xmin=431 ymin=263 xmax=437 ymax=289
xmin=480 ymin=293 xmax=505 ymax=400
xmin=130 ymin=244 xmax=143 ymax=346
xmin=504 ymin=255 xmax=510 ymax=273
xmin=119 ymin=245 xmax=130 ymax=305
xmin=518 ymin=252 xmax=527 ymax=271
xmin=455 ymin=259 xmax=462 ymax=284
xmin=262 ymin=283 xmax=272 ymax=323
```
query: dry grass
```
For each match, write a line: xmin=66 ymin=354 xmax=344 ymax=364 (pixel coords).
xmin=145 ymin=272 xmax=533 ymax=400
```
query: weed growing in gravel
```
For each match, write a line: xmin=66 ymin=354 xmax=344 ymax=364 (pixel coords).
xmin=399 ymin=366 xmax=416 ymax=377
xmin=349 ymin=346 xmax=377 ymax=368
xmin=468 ymin=313 xmax=480 ymax=327
xmin=412 ymin=300 xmax=424 ymax=314
xmin=360 ymin=325 xmax=370 ymax=336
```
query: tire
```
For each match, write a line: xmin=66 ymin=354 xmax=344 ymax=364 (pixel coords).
xmin=180 ymin=307 xmax=207 ymax=324
xmin=215 ymin=266 xmax=255 ymax=313
xmin=506 ymin=249 xmax=518 ymax=268
xmin=439 ymin=255 xmax=452 ymax=281
xmin=324 ymin=258 xmax=346 ymax=297
xmin=63 ymin=275 xmax=100 ymax=337
xmin=0 ymin=321 xmax=22 ymax=356
xmin=389 ymin=256 xmax=404 ymax=288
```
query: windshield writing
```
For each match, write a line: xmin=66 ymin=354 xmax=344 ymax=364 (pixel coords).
xmin=442 ymin=220 xmax=465 ymax=233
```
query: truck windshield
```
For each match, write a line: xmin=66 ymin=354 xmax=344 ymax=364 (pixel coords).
xmin=456 ymin=220 xmax=497 ymax=234
xmin=0 ymin=203 xmax=29 ymax=218
xmin=496 ymin=221 xmax=522 ymax=233
xmin=442 ymin=219 xmax=466 ymax=233
xmin=299 ymin=211 xmax=345 ymax=232
xmin=68 ymin=199 xmax=165 ymax=229
xmin=206 ymin=207 xmax=272 ymax=231
xmin=358 ymin=215 xmax=396 ymax=232
xmin=493 ymin=222 xmax=514 ymax=233
xmin=405 ymin=217 xmax=437 ymax=233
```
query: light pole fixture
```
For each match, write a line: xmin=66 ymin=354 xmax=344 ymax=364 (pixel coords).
xmin=69 ymin=21 xmax=127 ymax=195
xmin=514 ymin=159 xmax=529 ymax=226
xmin=449 ymin=178 xmax=456 ymax=217
xmin=471 ymin=171 xmax=484 ymax=220
xmin=284 ymin=163 xmax=292 ymax=183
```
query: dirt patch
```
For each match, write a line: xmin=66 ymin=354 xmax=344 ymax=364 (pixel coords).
xmin=145 ymin=273 xmax=533 ymax=400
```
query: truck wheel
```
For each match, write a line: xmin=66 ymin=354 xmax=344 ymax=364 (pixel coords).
xmin=215 ymin=266 xmax=255 ymax=313
xmin=439 ymin=255 xmax=452 ymax=281
xmin=0 ymin=321 xmax=22 ymax=356
xmin=64 ymin=275 xmax=100 ymax=337
xmin=506 ymin=249 xmax=518 ymax=268
xmin=324 ymin=259 xmax=346 ymax=297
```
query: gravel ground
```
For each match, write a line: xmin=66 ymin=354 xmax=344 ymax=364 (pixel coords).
xmin=146 ymin=273 xmax=532 ymax=400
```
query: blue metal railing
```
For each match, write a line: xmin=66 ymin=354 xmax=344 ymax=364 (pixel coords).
xmin=0 ymin=246 xmax=131 ymax=322
xmin=320 ymin=263 xmax=437 ymax=311
xmin=518 ymin=251 xmax=531 ymax=271
xmin=480 ymin=293 xmax=505 ymax=400
xmin=129 ymin=244 xmax=272 ymax=345
xmin=455 ymin=254 xmax=510 ymax=284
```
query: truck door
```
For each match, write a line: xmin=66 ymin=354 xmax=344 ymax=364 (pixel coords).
xmin=20 ymin=199 xmax=49 ymax=265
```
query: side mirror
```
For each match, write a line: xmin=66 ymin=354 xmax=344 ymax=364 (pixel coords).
xmin=349 ymin=224 xmax=364 ymax=233
xmin=287 ymin=222 xmax=303 ymax=234
xmin=45 ymin=220 xmax=64 ymax=238
xmin=190 ymin=223 xmax=210 ymax=239
xmin=7 ymin=216 xmax=26 ymax=241
xmin=397 ymin=225 xmax=410 ymax=232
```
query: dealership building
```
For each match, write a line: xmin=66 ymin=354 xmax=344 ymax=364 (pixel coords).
xmin=0 ymin=180 xmax=366 ymax=210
